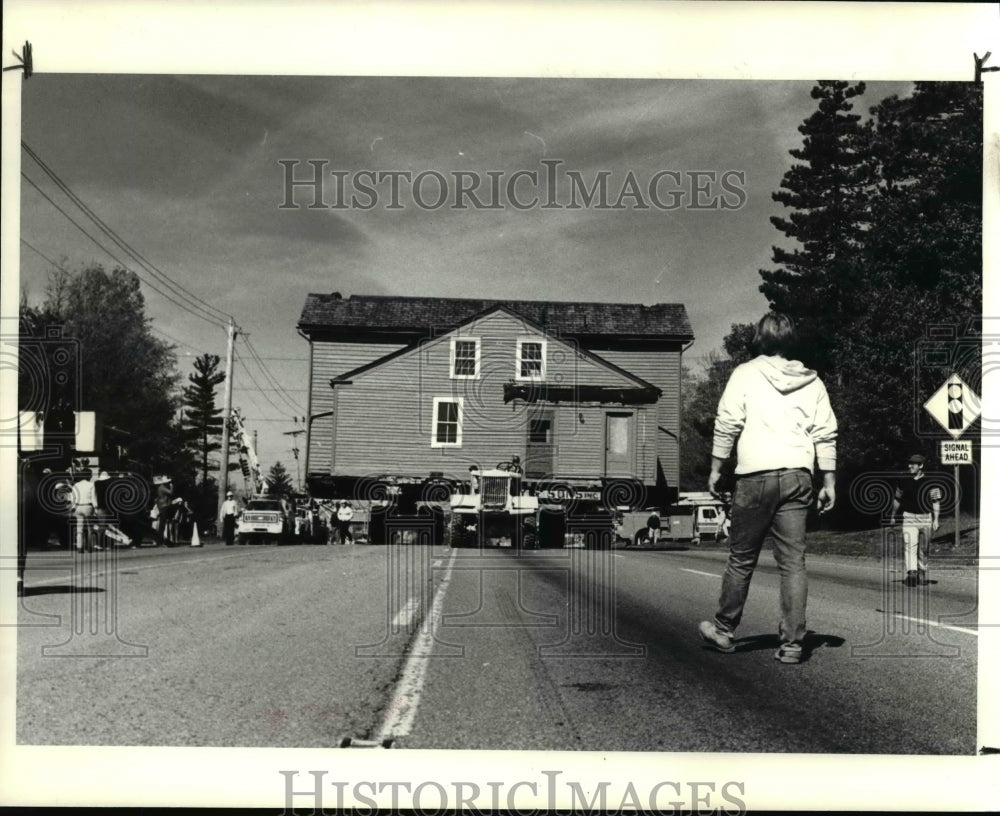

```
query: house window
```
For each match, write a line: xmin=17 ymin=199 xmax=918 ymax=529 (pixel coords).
xmin=450 ymin=338 xmax=480 ymax=379
xmin=516 ymin=338 xmax=546 ymax=380
xmin=432 ymin=397 xmax=463 ymax=447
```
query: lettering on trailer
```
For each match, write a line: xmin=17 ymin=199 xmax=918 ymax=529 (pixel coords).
xmin=939 ymin=440 xmax=973 ymax=465
xmin=538 ymin=489 xmax=602 ymax=501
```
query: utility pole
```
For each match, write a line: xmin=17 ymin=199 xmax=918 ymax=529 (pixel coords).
xmin=217 ymin=318 xmax=237 ymax=514
xmin=283 ymin=419 xmax=306 ymax=491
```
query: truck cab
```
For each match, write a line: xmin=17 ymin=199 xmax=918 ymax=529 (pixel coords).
xmin=449 ymin=462 xmax=539 ymax=548
xmin=236 ymin=496 xmax=288 ymax=544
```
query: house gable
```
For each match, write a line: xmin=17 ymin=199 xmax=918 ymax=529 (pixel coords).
xmin=323 ymin=307 xmax=663 ymax=479
xmin=331 ymin=304 xmax=661 ymax=394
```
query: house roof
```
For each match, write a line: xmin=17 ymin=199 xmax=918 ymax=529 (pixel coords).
xmin=299 ymin=294 xmax=693 ymax=340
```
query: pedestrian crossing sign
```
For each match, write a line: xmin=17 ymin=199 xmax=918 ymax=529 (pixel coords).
xmin=924 ymin=373 xmax=981 ymax=439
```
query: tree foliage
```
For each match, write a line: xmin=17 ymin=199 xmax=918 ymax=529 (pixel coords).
xmin=684 ymin=81 xmax=981 ymax=515
xmin=19 ymin=264 xmax=181 ymax=475
xmin=265 ymin=461 xmax=295 ymax=498
xmin=181 ymin=353 xmax=225 ymax=487
xmin=679 ymin=323 xmax=755 ymax=492
xmin=759 ymin=80 xmax=870 ymax=373
xmin=831 ymin=81 xmax=982 ymax=471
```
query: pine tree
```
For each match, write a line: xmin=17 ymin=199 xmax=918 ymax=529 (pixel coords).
xmin=181 ymin=353 xmax=225 ymax=488
xmin=759 ymin=80 xmax=870 ymax=374
xmin=265 ymin=461 xmax=294 ymax=498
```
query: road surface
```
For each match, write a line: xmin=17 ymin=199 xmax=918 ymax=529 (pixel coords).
xmin=16 ymin=540 xmax=979 ymax=754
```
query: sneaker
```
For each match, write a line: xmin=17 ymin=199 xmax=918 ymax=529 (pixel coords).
xmin=917 ymin=569 xmax=928 ymax=585
xmin=698 ymin=620 xmax=735 ymax=653
xmin=774 ymin=642 xmax=804 ymax=664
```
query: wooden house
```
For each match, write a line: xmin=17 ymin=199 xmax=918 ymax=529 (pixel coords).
xmin=297 ymin=294 xmax=693 ymax=513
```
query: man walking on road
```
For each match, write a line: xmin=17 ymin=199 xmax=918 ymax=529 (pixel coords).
xmin=892 ymin=454 xmax=941 ymax=586
xmin=699 ymin=312 xmax=838 ymax=664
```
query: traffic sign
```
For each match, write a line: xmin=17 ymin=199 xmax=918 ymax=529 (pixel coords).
xmin=939 ymin=439 xmax=973 ymax=465
xmin=924 ymin=374 xmax=981 ymax=439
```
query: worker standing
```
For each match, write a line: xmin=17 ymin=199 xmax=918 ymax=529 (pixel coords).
xmin=220 ymin=490 xmax=239 ymax=546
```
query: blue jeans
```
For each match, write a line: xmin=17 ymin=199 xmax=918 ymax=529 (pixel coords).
xmin=713 ymin=468 xmax=812 ymax=644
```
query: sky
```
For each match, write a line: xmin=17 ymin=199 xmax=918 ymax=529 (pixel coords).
xmin=17 ymin=73 xmax=913 ymax=476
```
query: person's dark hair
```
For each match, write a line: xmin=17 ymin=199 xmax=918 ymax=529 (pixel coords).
xmin=752 ymin=312 xmax=798 ymax=357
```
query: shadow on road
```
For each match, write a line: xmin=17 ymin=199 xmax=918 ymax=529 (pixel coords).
xmin=732 ymin=631 xmax=846 ymax=662
xmin=20 ymin=585 xmax=106 ymax=597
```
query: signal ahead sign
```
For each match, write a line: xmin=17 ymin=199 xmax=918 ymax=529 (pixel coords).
xmin=924 ymin=373 xmax=981 ymax=439
xmin=940 ymin=440 xmax=973 ymax=465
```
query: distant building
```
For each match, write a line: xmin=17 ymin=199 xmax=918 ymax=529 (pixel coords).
xmin=297 ymin=294 xmax=693 ymax=512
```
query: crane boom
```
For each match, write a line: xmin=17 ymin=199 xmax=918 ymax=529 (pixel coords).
xmin=230 ymin=409 xmax=263 ymax=495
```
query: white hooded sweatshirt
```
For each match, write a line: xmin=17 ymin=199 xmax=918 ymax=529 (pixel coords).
xmin=712 ymin=355 xmax=837 ymax=475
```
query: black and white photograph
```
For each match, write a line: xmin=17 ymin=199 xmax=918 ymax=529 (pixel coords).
xmin=2 ymin=1 xmax=998 ymax=811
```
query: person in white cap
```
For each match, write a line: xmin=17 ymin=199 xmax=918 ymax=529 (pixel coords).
xmin=220 ymin=490 xmax=239 ymax=546
xmin=892 ymin=454 xmax=941 ymax=586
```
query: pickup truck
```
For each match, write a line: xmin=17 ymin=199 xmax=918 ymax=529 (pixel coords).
xmin=236 ymin=498 xmax=288 ymax=545
xmin=615 ymin=504 xmax=729 ymax=547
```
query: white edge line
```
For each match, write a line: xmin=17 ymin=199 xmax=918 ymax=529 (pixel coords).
xmin=378 ymin=547 xmax=457 ymax=739
xmin=893 ymin=612 xmax=979 ymax=637
xmin=391 ymin=596 xmax=420 ymax=629
xmin=681 ymin=568 xmax=720 ymax=578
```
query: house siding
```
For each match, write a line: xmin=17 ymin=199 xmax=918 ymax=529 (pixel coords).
xmin=587 ymin=345 xmax=683 ymax=489
xmin=328 ymin=311 xmax=653 ymax=480
xmin=307 ymin=340 xmax=405 ymax=476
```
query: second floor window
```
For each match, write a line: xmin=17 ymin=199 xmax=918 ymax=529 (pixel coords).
xmin=451 ymin=338 xmax=480 ymax=378
xmin=517 ymin=339 xmax=545 ymax=380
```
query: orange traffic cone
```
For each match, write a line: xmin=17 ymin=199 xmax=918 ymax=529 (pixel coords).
xmin=190 ymin=523 xmax=202 ymax=547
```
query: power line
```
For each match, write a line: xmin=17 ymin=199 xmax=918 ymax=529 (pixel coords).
xmin=233 ymin=387 xmax=309 ymax=392
xmin=240 ymin=334 xmax=305 ymax=414
xmin=150 ymin=326 xmax=212 ymax=355
xmin=20 ymin=237 xmax=64 ymax=270
xmin=22 ymin=171 xmax=229 ymax=331
xmin=22 ymin=141 xmax=232 ymax=329
xmin=235 ymin=351 xmax=297 ymax=419
xmin=241 ymin=335 xmax=304 ymax=413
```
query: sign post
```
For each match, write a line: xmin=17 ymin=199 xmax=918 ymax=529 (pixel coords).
xmin=940 ymin=440 xmax=973 ymax=551
xmin=925 ymin=375 xmax=980 ymax=552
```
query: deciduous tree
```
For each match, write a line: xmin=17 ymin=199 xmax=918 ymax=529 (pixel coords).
xmin=19 ymin=264 xmax=181 ymax=474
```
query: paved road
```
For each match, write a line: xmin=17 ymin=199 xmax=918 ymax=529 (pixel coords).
xmin=16 ymin=541 xmax=978 ymax=753
xmin=394 ymin=547 xmax=978 ymax=753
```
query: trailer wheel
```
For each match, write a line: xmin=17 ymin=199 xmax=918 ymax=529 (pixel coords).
xmin=521 ymin=518 xmax=538 ymax=550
